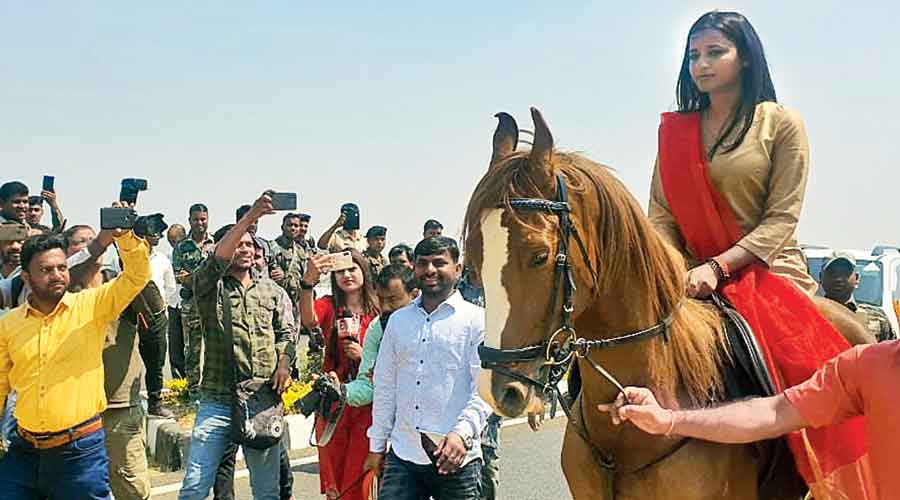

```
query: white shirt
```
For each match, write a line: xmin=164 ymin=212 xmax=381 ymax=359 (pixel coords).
xmin=149 ymin=248 xmax=177 ymax=308
xmin=368 ymin=291 xmax=491 ymax=465
xmin=168 ymin=250 xmax=182 ymax=309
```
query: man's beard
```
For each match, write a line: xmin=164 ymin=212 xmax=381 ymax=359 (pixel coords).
xmin=1 ymin=254 xmax=20 ymax=268
xmin=419 ymin=278 xmax=454 ymax=298
xmin=32 ymin=281 xmax=67 ymax=303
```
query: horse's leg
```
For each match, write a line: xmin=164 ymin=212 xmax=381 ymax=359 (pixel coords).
xmin=561 ymin=425 xmax=609 ymax=500
xmin=812 ymin=296 xmax=876 ymax=345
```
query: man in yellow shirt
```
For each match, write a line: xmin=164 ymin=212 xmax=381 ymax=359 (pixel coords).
xmin=0 ymin=230 xmax=151 ymax=499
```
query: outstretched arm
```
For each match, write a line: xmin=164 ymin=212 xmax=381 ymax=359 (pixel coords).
xmin=598 ymin=387 xmax=807 ymax=444
xmin=316 ymin=214 xmax=346 ymax=251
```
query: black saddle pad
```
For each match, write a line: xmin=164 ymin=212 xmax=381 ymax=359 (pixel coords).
xmin=713 ymin=293 xmax=777 ymax=401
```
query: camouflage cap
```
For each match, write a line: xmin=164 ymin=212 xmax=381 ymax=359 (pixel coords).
xmin=822 ymin=250 xmax=857 ymax=272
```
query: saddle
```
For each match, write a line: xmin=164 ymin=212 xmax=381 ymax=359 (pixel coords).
xmin=713 ymin=293 xmax=777 ymax=400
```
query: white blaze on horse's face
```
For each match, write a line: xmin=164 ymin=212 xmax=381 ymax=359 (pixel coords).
xmin=477 ymin=208 xmax=511 ymax=410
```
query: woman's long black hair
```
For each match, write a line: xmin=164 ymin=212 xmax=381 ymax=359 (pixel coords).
xmin=676 ymin=11 xmax=777 ymax=158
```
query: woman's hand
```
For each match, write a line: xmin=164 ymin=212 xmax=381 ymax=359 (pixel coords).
xmin=342 ymin=338 xmax=363 ymax=361
xmin=686 ymin=263 xmax=718 ymax=298
xmin=303 ymin=254 xmax=331 ymax=285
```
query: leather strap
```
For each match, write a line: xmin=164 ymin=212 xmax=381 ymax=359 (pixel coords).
xmin=18 ymin=417 xmax=102 ymax=450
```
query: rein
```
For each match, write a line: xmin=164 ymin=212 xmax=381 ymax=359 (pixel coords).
xmin=477 ymin=172 xmax=689 ymax=497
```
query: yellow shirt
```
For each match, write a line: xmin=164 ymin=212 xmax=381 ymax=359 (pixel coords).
xmin=0 ymin=232 xmax=151 ymax=433
xmin=649 ymin=102 xmax=818 ymax=295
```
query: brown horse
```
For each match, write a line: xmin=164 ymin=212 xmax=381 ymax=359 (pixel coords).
xmin=462 ymin=108 xmax=870 ymax=500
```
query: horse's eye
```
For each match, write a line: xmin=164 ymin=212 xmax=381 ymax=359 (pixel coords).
xmin=530 ymin=252 xmax=550 ymax=268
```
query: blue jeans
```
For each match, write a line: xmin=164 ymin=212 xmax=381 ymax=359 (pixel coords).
xmin=0 ymin=426 xmax=111 ymax=500
xmin=178 ymin=401 xmax=280 ymax=500
xmin=1 ymin=391 xmax=18 ymax=445
xmin=480 ymin=414 xmax=502 ymax=500
xmin=378 ymin=451 xmax=482 ymax=500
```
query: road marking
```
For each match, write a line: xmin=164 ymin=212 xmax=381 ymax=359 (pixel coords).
xmin=150 ymin=412 xmax=562 ymax=495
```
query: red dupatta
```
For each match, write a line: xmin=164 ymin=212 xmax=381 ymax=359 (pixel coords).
xmin=658 ymin=111 xmax=872 ymax=498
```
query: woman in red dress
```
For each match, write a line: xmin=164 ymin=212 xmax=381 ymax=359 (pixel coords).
xmin=649 ymin=11 xmax=872 ymax=498
xmin=300 ymin=248 xmax=379 ymax=500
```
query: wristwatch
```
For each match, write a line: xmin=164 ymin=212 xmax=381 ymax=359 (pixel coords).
xmin=460 ymin=433 xmax=474 ymax=451
xmin=299 ymin=279 xmax=316 ymax=291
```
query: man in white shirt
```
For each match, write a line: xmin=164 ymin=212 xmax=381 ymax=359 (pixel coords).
xmin=166 ymin=224 xmax=187 ymax=379
xmin=367 ymin=236 xmax=491 ymax=500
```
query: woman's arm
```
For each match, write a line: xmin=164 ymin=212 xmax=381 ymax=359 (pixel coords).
xmin=299 ymin=254 xmax=330 ymax=329
xmin=736 ymin=107 xmax=810 ymax=266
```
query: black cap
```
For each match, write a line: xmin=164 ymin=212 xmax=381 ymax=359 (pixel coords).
xmin=423 ymin=219 xmax=443 ymax=232
xmin=298 ymin=213 xmax=311 ymax=222
xmin=28 ymin=195 xmax=43 ymax=206
xmin=236 ymin=204 xmax=252 ymax=222
xmin=366 ymin=225 xmax=387 ymax=238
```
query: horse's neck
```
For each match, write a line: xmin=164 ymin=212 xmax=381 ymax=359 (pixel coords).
xmin=574 ymin=296 xmax=663 ymax=399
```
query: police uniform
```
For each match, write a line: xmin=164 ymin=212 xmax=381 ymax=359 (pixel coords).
xmin=171 ymin=232 xmax=215 ymax=395
xmin=270 ymin=234 xmax=307 ymax=306
xmin=362 ymin=225 xmax=388 ymax=277
xmin=821 ymin=250 xmax=897 ymax=343
xmin=846 ymin=299 xmax=896 ymax=342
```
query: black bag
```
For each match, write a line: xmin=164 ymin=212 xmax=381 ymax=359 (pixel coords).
xmin=220 ymin=282 xmax=285 ymax=450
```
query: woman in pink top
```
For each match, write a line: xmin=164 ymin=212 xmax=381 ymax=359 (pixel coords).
xmin=599 ymin=341 xmax=898 ymax=499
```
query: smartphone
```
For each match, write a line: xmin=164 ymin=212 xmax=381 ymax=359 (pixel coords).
xmin=420 ymin=433 xmax=442 ymax=466
xmin=341 ymin=203 xmax=360 ymax=231
xmin=100 ymin=207 xmax=137 ymax=230
xmin=328 ymin=251 xmax=354 ymax=272
xmin=42 ymin=175 xmax=55 ymax=193
xmin=0 ymin=224 xmax=29 ymax=241
xmin=270 ymin=192 xmax=298 ymax=211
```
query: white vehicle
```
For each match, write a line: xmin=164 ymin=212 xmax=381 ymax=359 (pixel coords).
xmin=803 ymin=245 xmax=900 ymax=337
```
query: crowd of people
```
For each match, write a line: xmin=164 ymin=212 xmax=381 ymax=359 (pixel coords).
xmin=0 ymin=182 xmax=500 ymax=500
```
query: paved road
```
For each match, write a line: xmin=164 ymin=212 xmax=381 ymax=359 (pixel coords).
xmin=153 ymin=417 xmax=573 ymax=500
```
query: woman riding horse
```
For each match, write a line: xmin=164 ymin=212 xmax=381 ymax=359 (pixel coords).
xmin=649 ymin=11 xmax=870 ymax=497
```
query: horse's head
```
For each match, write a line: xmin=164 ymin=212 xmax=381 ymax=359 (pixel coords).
xmin=463 ymin=108 xmax=601 ymax=417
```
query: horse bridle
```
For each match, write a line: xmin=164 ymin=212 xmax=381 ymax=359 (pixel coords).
xmin=477 ymin=172 xmax=689 ymax=498
xmin=477 ymin=172 xmax=681 ymax=410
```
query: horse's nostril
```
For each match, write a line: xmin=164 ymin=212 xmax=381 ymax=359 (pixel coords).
xmin=499 ymin=386 xmax=526 ymax=414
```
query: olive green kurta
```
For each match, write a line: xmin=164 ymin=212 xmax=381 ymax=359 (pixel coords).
xmin=649 ymin=102 xmax=818 ymax=295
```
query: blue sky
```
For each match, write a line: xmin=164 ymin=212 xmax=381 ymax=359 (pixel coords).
xmin=2 ymin=2 xmax=897 ymax=253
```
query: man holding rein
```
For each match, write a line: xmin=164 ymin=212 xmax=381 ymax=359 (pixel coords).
xmin=599 ymin=340 xmax=898 ymax=499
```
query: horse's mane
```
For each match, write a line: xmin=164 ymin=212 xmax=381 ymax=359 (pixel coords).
xmin=463 ymin=151 xmax=727 ymax=404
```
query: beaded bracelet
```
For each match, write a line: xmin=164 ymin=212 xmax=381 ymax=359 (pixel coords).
xmin=706 ymin=257 xmax=731 ymax=282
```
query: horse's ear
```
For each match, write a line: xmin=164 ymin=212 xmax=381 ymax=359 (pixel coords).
xmin=490 ymin=112 xmax=519 ymax=167
xmin=529 ymin=107 xmax=553 ymax=168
